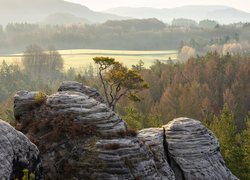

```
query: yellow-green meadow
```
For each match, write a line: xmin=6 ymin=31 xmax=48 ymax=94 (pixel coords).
xmin=0 ymin=49 xmax=178 ymax=70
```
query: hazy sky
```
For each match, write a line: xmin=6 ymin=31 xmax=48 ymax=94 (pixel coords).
xmin=66 ymin=0 xmax=250 ymax=13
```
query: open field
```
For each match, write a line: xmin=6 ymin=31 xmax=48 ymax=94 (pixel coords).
xmin=0 ymin=49 xmax=178 ymax=70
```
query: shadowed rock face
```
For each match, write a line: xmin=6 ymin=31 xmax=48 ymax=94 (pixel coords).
xmin=11 ymin=81 xmax=238 ymax=180
xmin=0 ymin=120 xmax=43 ymax=179
xmin=14 ymin=91 xmax=38 ymax=121
xmin=139 ymin=118 xmax=238 ymax=180
xmin=137 ymin=128 xmax=175 ymax=180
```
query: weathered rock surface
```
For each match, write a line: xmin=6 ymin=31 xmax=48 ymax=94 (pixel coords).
xmin=163 ymin=117 xmax=238 ymax=180
xmin=58 ymin=81 xmax=105 ymax=103
xmin=11 ymin=81 xmax=237 ymax=180
xmin=14 ymin=91 xmax=39 ymax=120
xmin=95 ymin=137 xmax=162 ymax=180
xmin=0 ymin=119 xmax=42 ymax=179
xmin=138 ymin=128 xmax=175 ymax=180
xmin=14 ymin=83 xmax=166 ymax=179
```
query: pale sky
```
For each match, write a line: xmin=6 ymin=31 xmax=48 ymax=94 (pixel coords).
xmin=65 ymin=0 xmax=250 ymax=13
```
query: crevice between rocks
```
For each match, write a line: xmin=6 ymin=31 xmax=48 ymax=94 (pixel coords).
xmin=163 ymin=127 xmax=185 ymax=180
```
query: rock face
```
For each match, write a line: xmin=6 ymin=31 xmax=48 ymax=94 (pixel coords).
xmin=14 ymin=91 xmax=39 ymax=120
xmin=162 ymin=118 xmax=238 ymax=180
xmin=138 ymin=128 xmax=175 ymax=180
xmin=12 ymin=81 xmax=237 ymax=180
xmin=0 ymin=119 xmax=43 ymax=179
xmin=58 ymin=81 xmax=105 ymax=103
xmin=14 ymin=83 xmax=166 ymax=179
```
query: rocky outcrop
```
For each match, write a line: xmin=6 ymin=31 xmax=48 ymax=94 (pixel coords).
xmin=14 ymin=83 xmax=166 ymax=179
xmin=95 ymin=137 xmax=162 ymax=180
xmin=138 ymin=128 xmax=175 ymax=180
xmin=163 ymin=118 xmax=238 ymax=180
xmin=58 ymin=81 xmax=105 ymax=103
xmin=138 ymin=118 xmax=238 ymax=180
xmin=14 ymin=91 xmax=39 ymax=120
xmin=11 ymin=81 xmax=237 ymax=180
xmin=0 ymin=119 xmax=43 ymax=179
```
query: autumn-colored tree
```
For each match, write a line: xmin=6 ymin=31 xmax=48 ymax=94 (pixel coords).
xmin=223 ymin=43 xmax=243 ymax=55
xmin=93 ymin=57 xmax=148 ymax=110
xmin=178 ymin=45 xmax=196 ymax=62
xmin=158 ymin=83 xmax=182 ymax=122
xmin=179 ymin=82 xmax=211 ymax=120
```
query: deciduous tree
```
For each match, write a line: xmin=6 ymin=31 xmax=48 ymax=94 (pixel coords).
xmin=22 ymin=45 xmax=63 ymax=83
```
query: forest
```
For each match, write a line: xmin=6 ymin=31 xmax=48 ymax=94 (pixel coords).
xmin=0 ymin=44 xmax=249 ymax=178
xmin=1 ymin=19 xmax=250 ymax=55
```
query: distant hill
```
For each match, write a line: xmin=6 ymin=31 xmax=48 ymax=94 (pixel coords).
xmin=103 ymin=18 xmax=166 ymax=31
xmin=42 ymin=13 xmax=89 ymax=25
xmin=0 ymin=0 xmax=124 ymax=25
xmin=2 ymin=1 xmax=248 ymax=26
xmin=104 ymin=5 xmax=250 ymax=24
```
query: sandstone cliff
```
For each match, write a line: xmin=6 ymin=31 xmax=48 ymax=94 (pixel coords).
xmin=0 ymin=81 xmax=238 ymax=179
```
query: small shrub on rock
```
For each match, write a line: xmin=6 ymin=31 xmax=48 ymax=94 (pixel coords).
xmin=34 ymin=91 xmax=47 ymax=105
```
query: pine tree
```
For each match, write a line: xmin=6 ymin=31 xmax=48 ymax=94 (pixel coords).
xmin=93 ymin=57 xmax=148 ymax=111
xmin=242 ymin=115 xmax=250 ymax=179
xmin=209 ymin=104 xmax=247 ymax=179
xmin=122 ymin=107 xmax=143 ymax=130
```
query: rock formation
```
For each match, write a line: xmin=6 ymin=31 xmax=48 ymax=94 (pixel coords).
xmin=58 ymin=81 xmax=105 ymax=103
xmin=137 ymin=128 xmax=175 ymax=180
xmin=139 ymin=118 xmax=238 ymax=180
xmin=8 ymin=81 xmax=238 ymax=179
xmin=0 ymin=119 xmax=43 ymax=179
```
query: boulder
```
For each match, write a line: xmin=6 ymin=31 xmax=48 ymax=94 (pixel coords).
xmin=46 ymin=91 xmax=127 ymax=136
xmin=163 ymin=117 xmax=238 ymax=180
xmin=0 ymin=119 xmax=43 ymax=179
